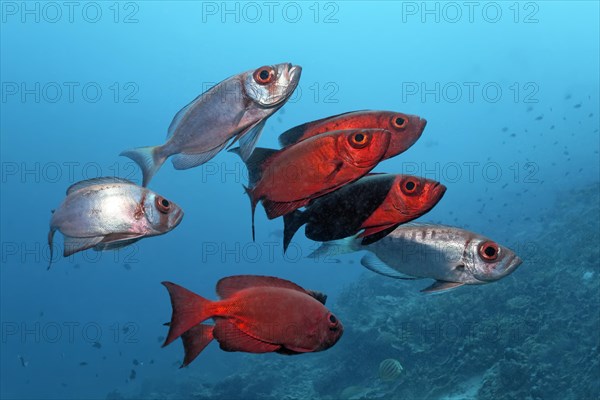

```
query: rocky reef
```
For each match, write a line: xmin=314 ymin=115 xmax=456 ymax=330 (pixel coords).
xmin=113 ymin=183 xmax=599 ymax=400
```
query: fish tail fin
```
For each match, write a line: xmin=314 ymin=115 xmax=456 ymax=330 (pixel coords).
xmin=120 ymin=146 xmax=166 ymax=187
xmin=243 ymin=185 xmax=258 ymax=241
xmin=307 ymin=235 xmax=361 ymax=260
xmin=161 ymin=282 xmax=213 ymax=347
xmin=180 ymin=323 xmax=214 ymax=367
xmin=283 ymin=210 xmax=306 ymax=253
xmin=47 ymin=228 xmax=56 ymax=270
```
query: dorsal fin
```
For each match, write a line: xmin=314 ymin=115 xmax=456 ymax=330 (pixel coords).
xmin=216 ymin=275 xmax=308 ymax=299
xmin=167 ymin=93 xmax=203 ymax=139
xmin=305 ymin=290 xmax=327 ymax=305
xmin=278 ymin=111 xmax=363 ymax=147
xmin=229 ymin=147 xmax=278 ymax=186
xmin=66 ymin=177 xmax=135 ymax=195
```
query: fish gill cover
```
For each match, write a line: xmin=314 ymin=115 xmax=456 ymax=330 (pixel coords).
xmin=0 ymin=2 xmax=599 ymax=400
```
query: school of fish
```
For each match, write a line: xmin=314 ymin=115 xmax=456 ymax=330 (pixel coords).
xmin=47 ymin=63 xmax=522 ymax=366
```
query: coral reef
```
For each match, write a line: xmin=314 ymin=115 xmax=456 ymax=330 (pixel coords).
xmin=116 ymin=183 xmax=600 ymax=400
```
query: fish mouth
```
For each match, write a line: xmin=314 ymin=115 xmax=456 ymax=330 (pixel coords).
xmin=432 ymin=182 xmax=446 ymax=195
xmin=266 ymin=63 xmax=301 ymax=108
xmin=286 ymin=64 xmax=302 ymax=91
xmin=171 ymin=208 xmax=184 ymax=229
xmin=418 ymin=117 xmax=427 ymax=132
xmin=477 ymin=254 xmax=523 ymax=282
xmin=415 ymin=182 xmax=447 ymax=214
xmin=503 ymin=255 xmax=523 ymax=276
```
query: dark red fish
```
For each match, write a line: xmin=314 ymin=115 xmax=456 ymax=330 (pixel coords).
xmin=278 ymin=110 xmax=426 ymax=159
xmin=231 ymin=129 xmax=391 ymax=239
xmin=283 ymin=174 xmax=446 ymax=251
xmin=162 ymin=275 xmax=342 ymax=367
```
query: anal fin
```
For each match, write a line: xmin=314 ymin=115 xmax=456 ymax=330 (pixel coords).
xmin=172 ymin=142 xmax=228 ymax=170
xmin=360 ymin=253 xmax=418 ymax=280
xmin=262 ymin=198 xmax=309 ymax=219
xmin=359 ymin=223 xmax=400 ymax=245
xmin=420 ymin=280 xmax=464 ymax=294
xmin=213 ymin=319 xmax=279 ymax=353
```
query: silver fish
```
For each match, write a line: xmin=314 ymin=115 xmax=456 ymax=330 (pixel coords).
xmin=121 ymin=63 xmax=302 ymax=186
xmin=310 ymin=223 xmax=522 ymax=293
xmin=48 ymin=177 xmax=183 ymax=268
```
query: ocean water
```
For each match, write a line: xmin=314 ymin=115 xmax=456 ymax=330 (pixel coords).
xmin=1 ymin=2 xmax=599 ymax=400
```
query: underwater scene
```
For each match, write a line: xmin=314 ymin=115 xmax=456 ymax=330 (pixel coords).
xmin=1 ymin=1 xmax=599 ymax=399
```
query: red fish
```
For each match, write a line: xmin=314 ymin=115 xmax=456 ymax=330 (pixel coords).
xmin=162 ymin=275 xmax=343 ymax=367
xmin=231 ymin=129 xmax=391 ymax=239
xmin=278 ymin=110 xmax=426 ymax=159
xmin=283 ymin=174 xmax=447 ymax=251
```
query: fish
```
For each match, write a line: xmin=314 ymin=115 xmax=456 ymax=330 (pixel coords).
xmin=310 ymin=223 xmax=522 ymax=293
xmin=17 ymin=355 xmax=28 ymax=368
xmin=379 ymin=358 xmax=403 ymax=381
xmin=161 ymin=275 xmax=343 ymax=367
xmin=283 ymin=174 xmax=446 ymax=252
xmin=278 ymin=110 xmax=426 ymax=160
xmin=121 ymin=63 xmax=302 ymax=186
xmin=231 ymin=129 xmax=391 ymax=239
xmin=48 ymin=177 xmax=183 ymax=268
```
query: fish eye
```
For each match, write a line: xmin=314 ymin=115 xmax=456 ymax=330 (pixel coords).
xmin=348 ymin=131 xmax=370 ymax=148
xmin=479 ymin=241 xmax=500 ymax=262
xmin=400 ymin=178 xmax=420 ymax=195
xmin=253 ymin=66 xmax=275 ymax=85
xmin=155 ymin=196 xmax=171 ymax=214
xmin=328 ymin=314 xmax=338 ymax=325
xmin=392 ymin=115 xmax=408 ymax=129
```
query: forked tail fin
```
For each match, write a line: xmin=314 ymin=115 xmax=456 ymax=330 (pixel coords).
xmin=120 ymin=146 xmax=166 ymax=187
xmin=161 ymin=282 xmax=213 ymax=347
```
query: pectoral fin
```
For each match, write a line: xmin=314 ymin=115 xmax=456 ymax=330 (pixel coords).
xmin=63 ymin=235 xmax=104 ymax=257
xmin=323 ymin=160 xmax=344 ymax=182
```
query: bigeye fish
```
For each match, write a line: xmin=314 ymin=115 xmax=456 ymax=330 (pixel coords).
xmin=310 ymin=223 xmax=522 ymax=293
xmin=121 ymin=63 xmax=302 ymax=186
xmin=278 ymin=110 xmax=426 ymax=159
xmin=48 ymin=177 xmax=183 ymax=268
xmin=162 ymin=275 xmax=342 ymax=367
xmin=231 ymin=129 xmax=391 ymax=240
xmin=283 ymin=174 xmax=446 ymax=252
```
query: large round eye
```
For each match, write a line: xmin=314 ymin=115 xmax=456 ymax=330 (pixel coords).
xmin=479 ymin=241 xmax=500 ymax=262
xmin=253 ymin=66 xmax=275 ymax=85
xmin=155 ymin=196 xmax=171 ymax=214
xmin=391 ymin=115 xmax=408 ymax=129
xmin=348 ymin=131 xmax=370 ymax=149
xmin=328 ymin=313 xmax=338 ymax=326
xmin=400 ymin=178 xmax=421 ymax=195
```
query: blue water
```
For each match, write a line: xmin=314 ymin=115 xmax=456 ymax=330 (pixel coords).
xmin=1 ymin=2 xmax=599 ymax=399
